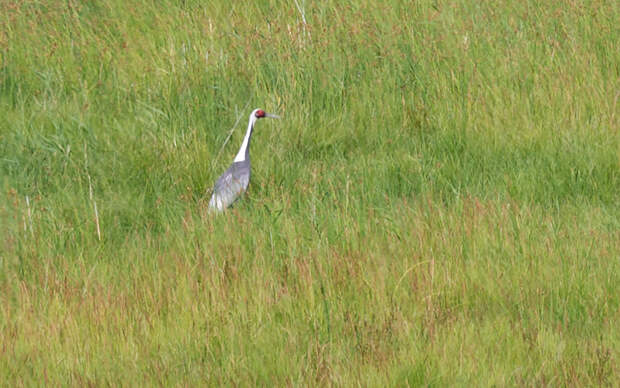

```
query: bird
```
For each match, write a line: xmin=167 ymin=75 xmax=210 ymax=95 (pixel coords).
xmin=208 ymin=108 xmax=280 ymax=212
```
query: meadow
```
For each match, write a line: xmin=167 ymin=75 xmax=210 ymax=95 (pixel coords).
xmin=1 ymin=0 xmax=619 ymax=385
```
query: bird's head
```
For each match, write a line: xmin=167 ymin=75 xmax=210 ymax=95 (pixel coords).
xmin=253 ymin=109 xmax=280 ymax=120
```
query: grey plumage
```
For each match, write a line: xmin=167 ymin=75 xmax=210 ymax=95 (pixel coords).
xmin=209 ymin=161 xmax=251 ymax=211
xmin=208 ymin=108 xmax=279 ymax=212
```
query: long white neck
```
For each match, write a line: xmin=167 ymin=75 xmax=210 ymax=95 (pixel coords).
xmin=233 ymin=115 xmax=257 ymax=162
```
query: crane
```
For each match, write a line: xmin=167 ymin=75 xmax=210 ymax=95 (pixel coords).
xmin=208 ymin=108 xmax=280 ymax=212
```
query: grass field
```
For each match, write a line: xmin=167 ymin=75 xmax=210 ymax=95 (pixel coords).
xmin=1 ymin=0 xmax=619 ymax=385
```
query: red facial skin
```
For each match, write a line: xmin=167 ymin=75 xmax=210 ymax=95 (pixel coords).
xmin=255 ymin=109 xmax=266 ymax=118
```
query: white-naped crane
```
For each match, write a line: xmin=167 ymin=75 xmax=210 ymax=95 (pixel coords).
xmin=209 ymin=108 xmax=279 ymax=212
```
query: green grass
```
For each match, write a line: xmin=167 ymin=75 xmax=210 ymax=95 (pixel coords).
xmin=1 ymin=0 xmax=619 ymax=385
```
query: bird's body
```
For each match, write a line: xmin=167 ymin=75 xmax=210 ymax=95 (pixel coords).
xmin=208 ymin=108 xmax=279 ymax=212
xmin=209 ymin=160 xmax=251 ymax=211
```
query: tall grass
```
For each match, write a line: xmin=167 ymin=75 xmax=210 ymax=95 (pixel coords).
xmin=1 ymin=0 xmax=619 ymax=385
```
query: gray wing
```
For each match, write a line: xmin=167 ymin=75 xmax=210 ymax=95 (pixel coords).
xmin=209 ymin=162 xmax=251 ymax=211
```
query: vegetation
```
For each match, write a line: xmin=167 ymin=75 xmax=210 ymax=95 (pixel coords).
xmin=1 ymin=0 xmax=618 ymax=385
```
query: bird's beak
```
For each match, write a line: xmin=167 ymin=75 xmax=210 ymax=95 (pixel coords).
xmin=265 ymin=113 xmax=280 ymax=119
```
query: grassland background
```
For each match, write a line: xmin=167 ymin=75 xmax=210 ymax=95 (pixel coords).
xmin=1 ymin=0 xmax=619 ymax=385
